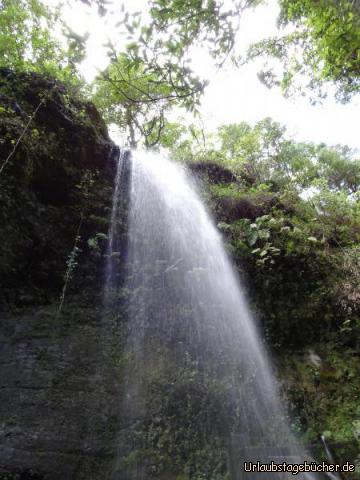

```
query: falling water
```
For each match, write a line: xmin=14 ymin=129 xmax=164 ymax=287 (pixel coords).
xmin=106 ymin=150 xmax=322 ymax=479
xmin=104 ymin=149 xmax=131 ymax=307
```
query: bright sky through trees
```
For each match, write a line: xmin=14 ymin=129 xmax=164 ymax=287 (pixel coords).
xmin=46 ymin=0 xmax=360 ymax=150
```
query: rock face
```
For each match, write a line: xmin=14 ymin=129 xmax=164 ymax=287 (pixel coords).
xmin=188 ymin=161 xmax=236 ymax=184
xmin=0 ymin=71 xmax=122 ymax=479
xmin=0 ymin=307 xmax=124 ymax=480
xmin=0 ymin=69 xmax=119 ymax=305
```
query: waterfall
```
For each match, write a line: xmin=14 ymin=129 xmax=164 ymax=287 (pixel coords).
xmin=105 ymin=150 xmax=321 ymax=480
xmin=104 ymin=149 xmax=131 ymax=308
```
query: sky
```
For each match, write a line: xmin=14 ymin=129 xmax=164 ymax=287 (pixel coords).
xmin=48 ymin=0 xmax=360 ymax=150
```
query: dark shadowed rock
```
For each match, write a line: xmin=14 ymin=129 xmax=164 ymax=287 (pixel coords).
xmin=0 ymin=306 xmax=124 ymax=480
xmin=0 ymin=71 xmax=123 ymax=479
xmin=213 ymin=193 xmax=280 ymax=222
xmin=188 ymin=161 xmax=236 ymax=184
xmin=214 ymin=196 xmax=261 ymax=222
xmin=0 ymin=70 xmax=119 ymax=304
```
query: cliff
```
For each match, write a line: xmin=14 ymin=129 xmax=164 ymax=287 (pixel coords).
xmin=0 ymin=70 xmax=123 ymax=479
xmin=0 ymin=71 xmax=358 ymax=479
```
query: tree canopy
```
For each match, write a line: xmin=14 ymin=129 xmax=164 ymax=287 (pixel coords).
xmin=0 ymin=0 xmax=85 ymax=84
xmin=163 ymin=117 xmax=360 ymax=354
xmin=248 ymin=0 xmax=360 ymax=102
xmin=1 ymin=0 xmax=359 ymax=144
xmin=92 ymin=51 xmax=204 ymax=148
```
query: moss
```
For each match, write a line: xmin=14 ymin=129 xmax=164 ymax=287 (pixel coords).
xmin=0 ymin=470 xmax=47 ymax=480
xmin=0 ymin=69 xmax=118 ymax=308
xmin=188 ymin=162 xmax=235 ymax=185
xmin=278 ymin=344 xmax=360 ymax=455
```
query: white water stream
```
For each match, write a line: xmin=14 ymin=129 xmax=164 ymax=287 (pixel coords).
xmin=106 ymin=150 xmax=321 ymax=479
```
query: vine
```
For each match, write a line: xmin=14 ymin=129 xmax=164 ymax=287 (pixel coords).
xmin=0 ymin=98 xmax=44 ymax=176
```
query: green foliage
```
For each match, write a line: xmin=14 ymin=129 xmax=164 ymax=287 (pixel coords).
xmin=1 ymin=0 xmax=359 ymax=469
xmin=90 ymin=0 xmax=264 ymax=146
xmin=148 ymin=0 xmax=261 ymax=64
xmin=157 ymin=121 xmax=216 ymax=162
xmin=177 ymin=117 xmax=360 ymax=196
xmin=171 ymin=118 xmax=359 ymax=348
xmin=247 ymin=0 xmax=360 ymax=101
xmin=0 ymin=70 xmax=113 ymax=306
xmin=93 ymin=53 xmax=204 ymax=147
xmin=165 ymin=118 xmax=360 ymax=454
xmin=280 ymin=345 xmax=360 ymax=445
xmin=0 ymin=0 xmax=84 ymax=85
xmin=121 ymin=345 xmax=231 ymax=479
xmin=316 ymin=145 xmax=360 ymax=194
xmin=99 ymin=0 xmax=359 ymax=107
xmin=87 ymin=232 xmax=108 ymax=254
xmin=77 ymin=0 xmax=359 ymax=105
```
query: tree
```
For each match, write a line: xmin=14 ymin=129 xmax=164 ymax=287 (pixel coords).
xmin=92 ymin=52 xmax=204 ymax=148
xmin=89 ymin=0 xmax=359 ymax=146
xmin=147 ymin=0 xmax=261 ymax=65
xmin=89 ymin=0 xmax=263 ymax=146
xmin=166 ymin=116 xmax=359 ymax=198
xmin=216 ymin=118 xmax=317 ymax=189
xmin=165 ymin=117 xmax=359 ymax=354
xmin=317 ymin=145 xmax=360 ymax=194
xmin=0 ymin=0 xmax=85 ymax=84
xmin=129 ymin=0 xmax=359 ymax=104
xmin=247 ymin=0 xmax=360 ymax=102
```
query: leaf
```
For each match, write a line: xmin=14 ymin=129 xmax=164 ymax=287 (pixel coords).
xmin=217 ymin=222 xmax=231 ymax=231
xmin=258 ymin=229 xmax=270 ymax=240
xmin=87 ymin=237 xmax=98 ymax=249
xmin=96 ymin=232 xmax=108 ymax=241
xmin=248 ymin=231 xmax=258 ymax=246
